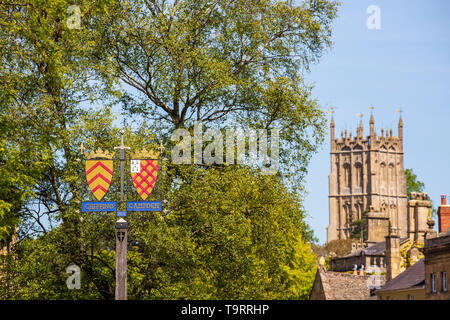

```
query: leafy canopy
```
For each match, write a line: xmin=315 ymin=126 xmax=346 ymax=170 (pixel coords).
xmin=94 ymin=0 xmax=339 ymax=179
xmin=0 ymin=0 xmax=339 ymax=299
xmin=405 ymin=168 xmax=425 ymax=196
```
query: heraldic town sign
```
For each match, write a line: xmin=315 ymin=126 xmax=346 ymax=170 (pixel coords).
xmin=81 ymin=141 xmax=162 ymax=214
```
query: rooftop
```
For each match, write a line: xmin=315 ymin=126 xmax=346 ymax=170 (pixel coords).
xmin=376 ymin=259 xmax=425 ymax=293
xmin=337 ymin=238 xmax=410 ymax=258
xmin=424 ymin=230 xmax=450 ymax=249
xmin=317 ymin=269 xmax=386 ymax=300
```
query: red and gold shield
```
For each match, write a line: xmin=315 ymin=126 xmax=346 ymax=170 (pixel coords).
xmin=131 ymin=159 xmax=158 ymax=200
xmin=85 ymin=149 xmax=114 ymax=200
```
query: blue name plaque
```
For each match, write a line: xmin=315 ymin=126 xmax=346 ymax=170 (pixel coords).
xmin=116 ymin=211 xmax=127 ymax=217
xmin=82 ymin=201 xmax=117 ymax=212
xmin=127 ymin=201 xmax=162 ymax=211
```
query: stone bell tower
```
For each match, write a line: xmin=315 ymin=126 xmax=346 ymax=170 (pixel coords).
xmin=327 ymin=113 xmax=408 ymax=242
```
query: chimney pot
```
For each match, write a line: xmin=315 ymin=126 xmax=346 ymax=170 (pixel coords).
xmin=438 ymin=194 xmax=450 ymax=233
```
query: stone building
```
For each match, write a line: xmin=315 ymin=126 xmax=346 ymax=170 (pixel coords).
xmin=423 ymin=233 xmax=450 ymax=299
xmin=319 ymin=113 xmax=449 ymax=300
xmin=423 ymin=198 xmax=450 ymax=300
xmin=327 ymin=114 xmax=408 ymax=241
xmin=376 ymin=258 xmax=426 ymax=300
xmin=372 ymin=195 xmax=450 ymax=300
xmin=374 ymin=231 xmax=450 ymax=300
xmin=310 ymin=258 xmax=385 ymax=300
xmin=330 ymin=194 xmax=434 ymax=274
xmin=329 ymin=238 xmax=405 ymax=273
xmin=327 ymin=113 xmax=433 ymax=273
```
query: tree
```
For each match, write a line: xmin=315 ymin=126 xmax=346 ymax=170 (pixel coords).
xmin=405 ymin=168 xmax=425 ymax=196
xmin=311 ymin=239 xmax=353 ymax=258
xmin=350 ymin=218 xmax=366 ymax=241
xmin=0 ymin=0 xmax=339 ymax=299
xmin=167 ymin=165 xmax=316 ymax=299
xmin=405 ymin=168 xmax=436 ymax=217
xmin=0 ymin=0 xmax=123 ymax=298
xmin=0 ymin=0 xmax=109 ymax=239
xmin=93 ymin=0 xmax=339 ymax=179
xmin=1 ymin=164 xmax=317 ymax=300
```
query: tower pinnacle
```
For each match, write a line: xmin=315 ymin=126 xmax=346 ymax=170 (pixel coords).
xmin=397 ymin=109 xmax=403 ymax=140
xmin=329 ymin=108 xmax=335 ymax=142
xmin=330 ymin=116 xmax=335 ymax=140
xmin=358 ymin=119 xmax=363 ymax=138
xmin=370 ymin=114 xmax=375 ymax=137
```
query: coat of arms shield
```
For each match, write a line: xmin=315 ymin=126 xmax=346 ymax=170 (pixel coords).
xmin=85 ymin=149 xmax=115 ymax=201
xmin=130 ymin=148 xmax=159 ymax=200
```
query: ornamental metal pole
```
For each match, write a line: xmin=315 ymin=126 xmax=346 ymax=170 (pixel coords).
xmin=114 ymin=130 xmax=130 ymax=300
xmin=115 ymin=218 xmax=128 ymax=300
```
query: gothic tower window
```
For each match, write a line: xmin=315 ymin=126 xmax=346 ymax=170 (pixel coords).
xmin=380 ymin=162 xmax=386 ymax=190
xmin=355 ymin=203 xmax=360 ymax=221
xmin=344 ymin=202 xmax=352 ymax=227
xmin=342 ymin=204 xmax=349 ymax=232
xmin=343 ymin=163 xmax=351 ymax=188
xmin=355 ymin=163 xmax=363 ymax=188
xmin=336 ymin=162 xmax=339 ymax=192
xmin=389 ymin=163 xmax=395 ymax=193
xmin=355 ymin=201 xmax=363 ymax=220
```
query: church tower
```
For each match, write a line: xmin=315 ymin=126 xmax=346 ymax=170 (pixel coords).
xmin=327 ymin=113 xmax=407 ymax=242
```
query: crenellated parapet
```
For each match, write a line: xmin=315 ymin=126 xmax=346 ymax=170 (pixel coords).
xmin=409 ymin=192 xmax=430 ymax=201
xmin=331 ymin=115 xmax=403 ymax=153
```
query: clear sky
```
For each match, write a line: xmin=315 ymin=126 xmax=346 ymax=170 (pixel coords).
xmin=303 ymin=0 xmax=450 ymax=244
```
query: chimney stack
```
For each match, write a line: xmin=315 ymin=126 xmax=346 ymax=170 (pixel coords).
xmin=385 ymin=234 xmax=401 ymax=281
xmin=407 ymin=192 xmax=432 ymax=242
xmin=438 ymin=194 xmax=450 ymax=234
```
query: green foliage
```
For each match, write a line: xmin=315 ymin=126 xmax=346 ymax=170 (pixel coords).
xmin=0 ymin=0 xmax=339 ymax=300
xmin=405 ymin=168 xmax=425 ymax=196
xmin=405 ymin=168 xmax=437 ymax=217
xmin=167 ymin=166 xmax=317 ymax=299
xmin=312 ymin=239 xmax=353 ymax=258
xmin=1 ymin=164 xmax=317 ymax=300
xmin=324 ymin=255 xmax=331 ymax=270
xmin=350 ymin=218 xmax=366 ymax=241
xmin=92 ymin=0 xmax=339 ymax=180
xmin=399 ymin=240 xmax=423 ymax=269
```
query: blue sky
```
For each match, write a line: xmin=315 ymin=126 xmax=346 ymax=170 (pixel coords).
xmin=303 ymin=0 xmax=450 ymax=244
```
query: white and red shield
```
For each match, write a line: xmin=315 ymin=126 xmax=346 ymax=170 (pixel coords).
xmin=130 ymin=159 xmax=158 ymax=200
